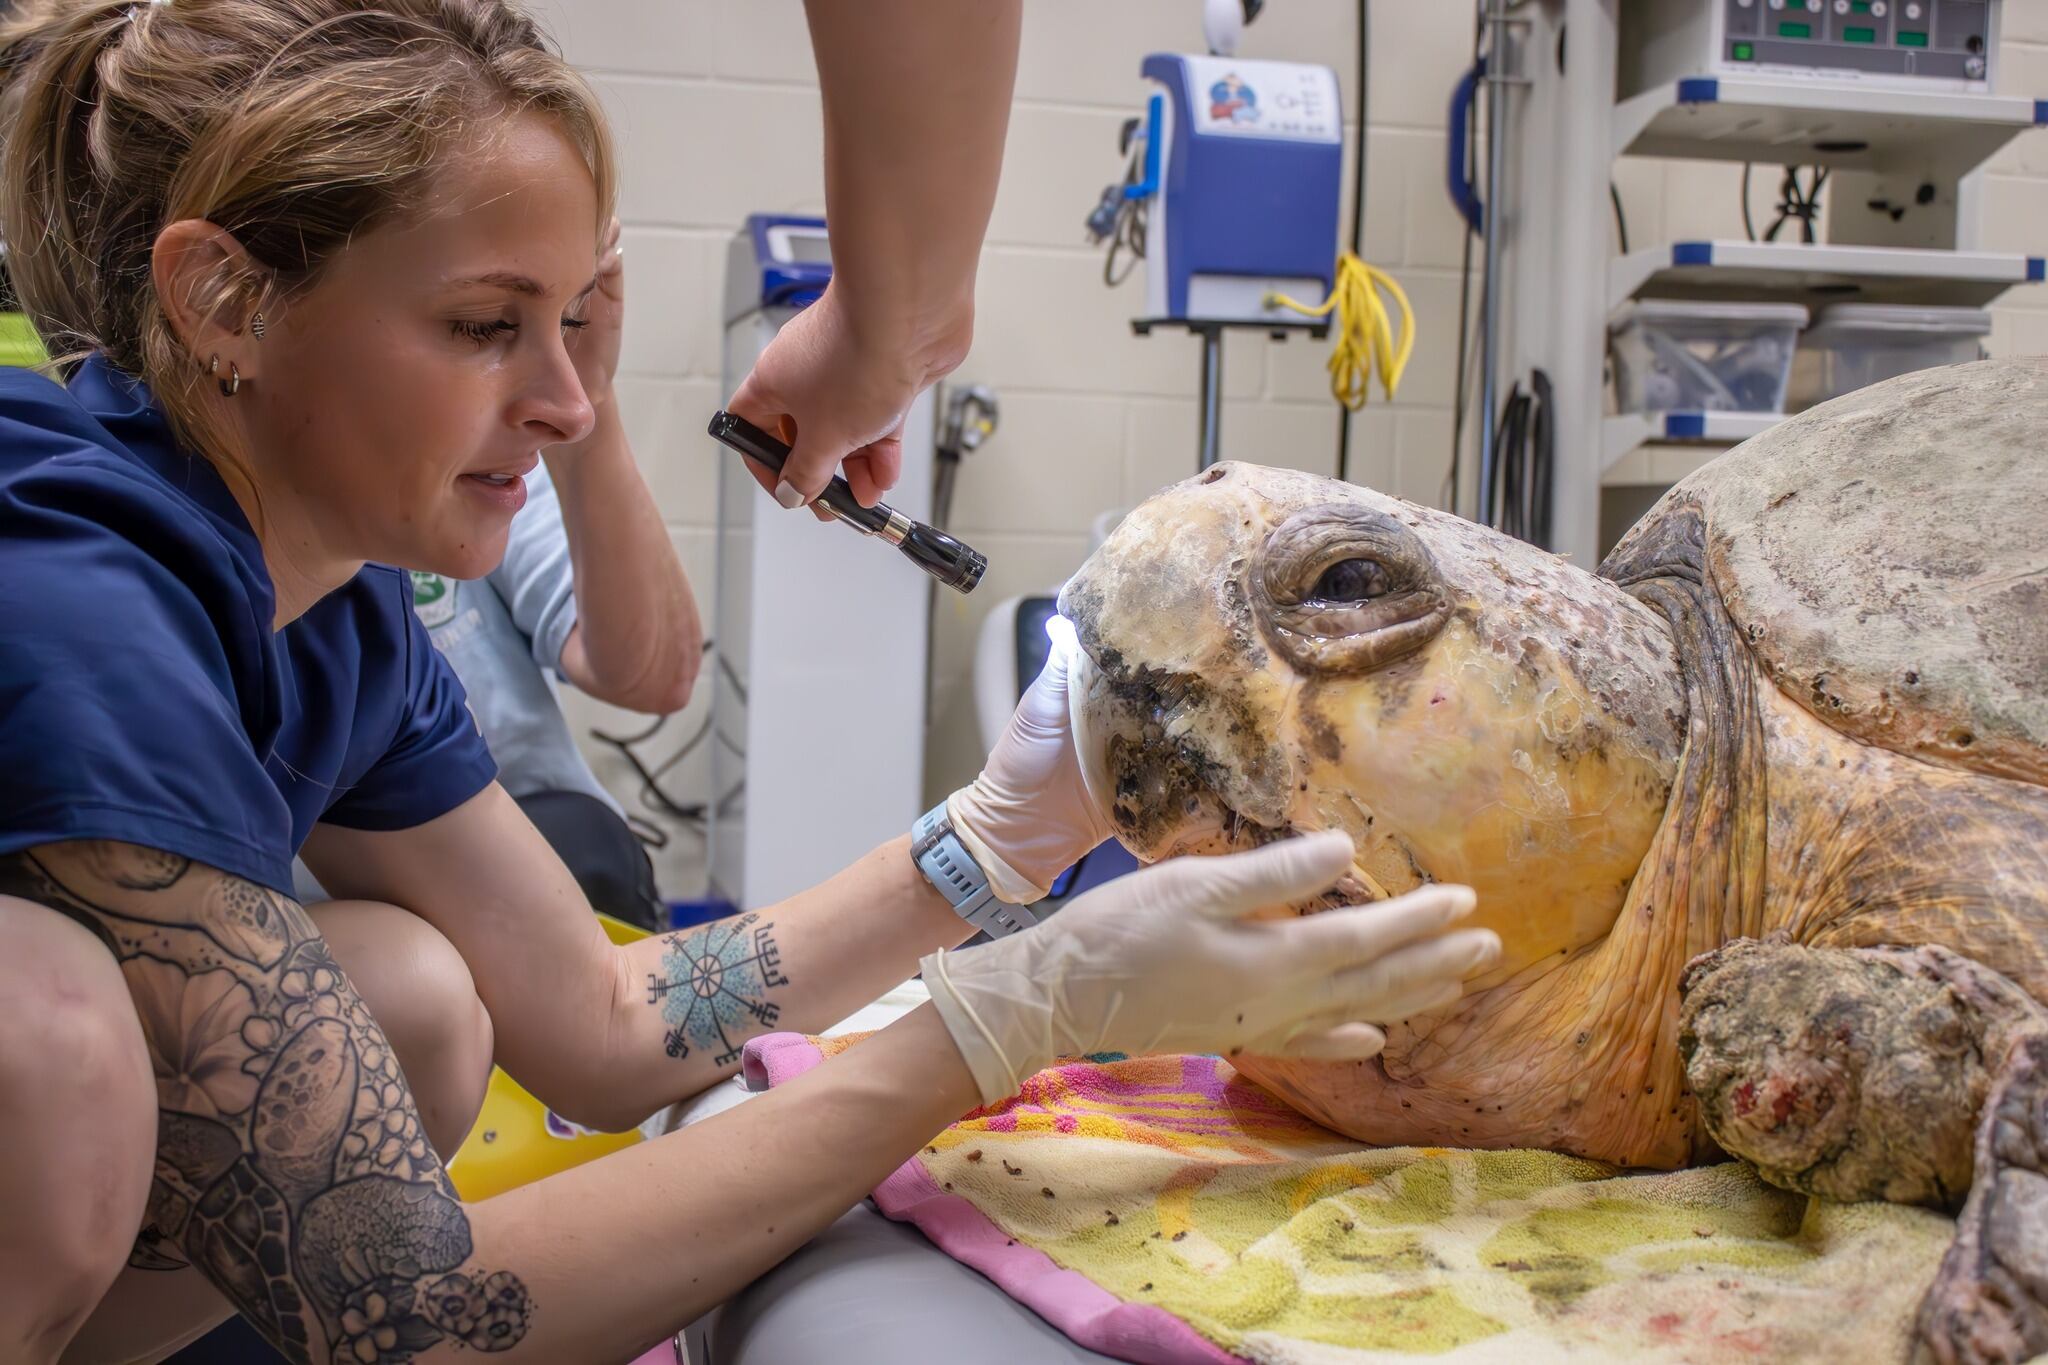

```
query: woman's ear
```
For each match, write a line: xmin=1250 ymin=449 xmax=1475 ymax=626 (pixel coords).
xmin=151 ymin=220 xmax=267 ymax=385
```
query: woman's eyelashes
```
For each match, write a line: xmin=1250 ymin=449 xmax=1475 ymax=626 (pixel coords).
xmin=451 ymin=318 xmax=518 ymax=344
xmin=450 ymin=315 xmax=590 ymax=346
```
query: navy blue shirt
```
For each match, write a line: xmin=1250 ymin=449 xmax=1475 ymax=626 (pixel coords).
xmin=0 ymin=357 xmax=497 ymax=894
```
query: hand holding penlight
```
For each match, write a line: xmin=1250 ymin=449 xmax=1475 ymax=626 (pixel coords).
xmin=707 ymin=410 xmax=987 ymax=594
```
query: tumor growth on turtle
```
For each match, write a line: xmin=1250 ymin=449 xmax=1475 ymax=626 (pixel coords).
xmin=1060 ymin=359 xmax=2048 ymax=1363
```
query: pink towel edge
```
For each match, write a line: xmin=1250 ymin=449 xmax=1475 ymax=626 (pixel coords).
xmin=739 ymin=1033 xmax=1246 ymax=1365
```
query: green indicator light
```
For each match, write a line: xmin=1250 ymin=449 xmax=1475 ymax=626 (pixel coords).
xmin=1851 ymin=0 xmax=1872 ymax=11
xmin=1778 ymin=20 xmax=1812 ymax=37
xmin=1845 ymin=25 xmax=1876 ymax=42
xmin=1898 ymin=29 xmax=1929 ymax=46
xmin=1733 ymin=40 xmax=1756 ymax=60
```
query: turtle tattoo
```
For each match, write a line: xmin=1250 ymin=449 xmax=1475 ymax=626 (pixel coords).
xmin=1058 ymin=358 xmax=2048 ymax=1362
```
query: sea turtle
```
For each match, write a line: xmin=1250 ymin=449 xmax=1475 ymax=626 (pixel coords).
xmin=1057 ymin=357 xmax=2048 ymax=1362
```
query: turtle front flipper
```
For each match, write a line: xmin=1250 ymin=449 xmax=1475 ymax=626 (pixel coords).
xmin=1912 ymin=1019 xmax=2048 ymax=1364
xmin=1679 ymin=939 xmax=2048 ymax=1362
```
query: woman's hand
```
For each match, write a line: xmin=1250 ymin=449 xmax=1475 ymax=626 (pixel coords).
xmin=725 ymin=285 xmax=967 ymax=511
xmin=920 ymin=832 xmax=1502 ymax=1104
xmin=563 ymin=215 xmax=625 ymax=419
xmin=946 ymin=621 xmax=1116 ymax=905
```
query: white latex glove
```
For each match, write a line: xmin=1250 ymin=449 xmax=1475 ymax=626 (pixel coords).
xmin=947 ymin=619 xmax=1117 ymax=905
xmin=921 ymin=831 xmax=1501 ymax=1105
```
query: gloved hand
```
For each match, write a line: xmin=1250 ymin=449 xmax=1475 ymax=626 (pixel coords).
xmin=920 ymin=832 xmax=1501 ymax=1105
xmin=946 ymin=618 xmax=1116 ymax=905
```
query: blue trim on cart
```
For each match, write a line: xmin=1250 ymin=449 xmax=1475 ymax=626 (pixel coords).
xmin=1672 ymin=241 xmax=1714 ymax=266
xmin=1126 ymin=93 xmax=1164 ymax=200
xmin=1676 ymin=78 xmax=1720 ymax=104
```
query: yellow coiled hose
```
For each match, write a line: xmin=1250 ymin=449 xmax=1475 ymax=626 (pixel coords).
xmin=1266 ymin=252 xmax=1415 ymax=409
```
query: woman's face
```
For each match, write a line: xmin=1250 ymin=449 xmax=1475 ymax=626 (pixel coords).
xmin=242 ymin=113 xmax=601 ymax=581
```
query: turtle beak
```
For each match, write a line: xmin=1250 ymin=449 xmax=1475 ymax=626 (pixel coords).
xmin=1055 ymin=471 xmax=1301 ymax=860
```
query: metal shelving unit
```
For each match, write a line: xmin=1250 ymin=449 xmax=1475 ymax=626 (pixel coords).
xmin=1601 ymin=410 xmax=1782 ymax=471
xmin=1613 ymin=76 xmax=2044 ymax=167
xmin=1487 ymin=3 xmax=2041 ymax=567
xmin=1610 ymin=240 xmax=2042 ymax=310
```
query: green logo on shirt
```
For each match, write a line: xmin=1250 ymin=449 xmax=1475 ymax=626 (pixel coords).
xmin=410 ymin=570 xmax=457 ymax=628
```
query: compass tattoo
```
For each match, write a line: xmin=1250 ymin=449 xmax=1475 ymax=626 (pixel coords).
xmin=646 ymin=913 xmax=791 ymax=1067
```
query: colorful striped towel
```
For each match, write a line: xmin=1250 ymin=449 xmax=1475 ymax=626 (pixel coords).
xmin=743 ymin=1034 xmax=1954 ymax=1365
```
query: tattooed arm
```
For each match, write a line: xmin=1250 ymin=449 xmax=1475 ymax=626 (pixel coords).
xmin=2 ymin=837 xmax=985 ymax=1362
xmin=302 ymin=782 xmax=972 ymax=1131
xmin=0 ymin=842 xmax=530 ymax=1363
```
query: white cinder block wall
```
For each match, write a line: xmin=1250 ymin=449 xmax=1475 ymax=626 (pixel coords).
xmin=525 ymin=0 xmax=2048 ymax=897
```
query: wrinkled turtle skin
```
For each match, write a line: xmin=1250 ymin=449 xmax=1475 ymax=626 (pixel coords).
xmin=1060 ymin=358 xmax=2048 ymax=1363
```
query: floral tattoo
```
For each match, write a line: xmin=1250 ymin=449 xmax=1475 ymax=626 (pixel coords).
xmin=0 ymin=844 xmax=533 ymax=1363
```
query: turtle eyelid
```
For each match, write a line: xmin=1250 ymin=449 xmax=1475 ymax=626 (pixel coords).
xmin=1252 ymin=504 xmax=1449 ymax=673
xmin=1259 ymin=507 xmax=1431 ymax=605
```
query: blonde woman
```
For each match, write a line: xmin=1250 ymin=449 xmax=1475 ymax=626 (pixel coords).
xmin=0 ymin=2 xmax=1501 ymax=1362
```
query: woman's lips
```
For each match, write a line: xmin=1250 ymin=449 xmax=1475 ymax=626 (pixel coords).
xmin=458 ymin=470 xmax=528 ymax=514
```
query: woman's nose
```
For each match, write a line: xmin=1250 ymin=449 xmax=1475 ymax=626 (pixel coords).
xmin=510 ymin=339 xmax=596 ymax=447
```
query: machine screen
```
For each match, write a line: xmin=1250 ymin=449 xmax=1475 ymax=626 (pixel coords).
xmin=781 ymin=233 xmax=832 ymax=264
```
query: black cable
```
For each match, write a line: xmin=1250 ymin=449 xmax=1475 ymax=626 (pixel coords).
xmin=1488 ymin=383 xmax=1511 ymax=533
xmin=590 ymin=637 xmax=713 ymax=750
xmin=625 ymin=813 xmax=670 ymax=850
xmin=1763 ymin=166 xmax=1828 ymax=244
xmin=716 ymin=648 xmax=747 ymax=707
xmin=588 ymin=637 xmax=729 ymax=828
xmin=1609 ymin=181 xmax=1629 ymax=255
xmin=1742 ymin=162 xmax=1758 ymax=241
xmin=1493 ymin=382 xmax=1527 ymax=539
xmin=1529 ymin=368 xmax=1553 ymax=549
xmin=648 ymin=714 xmax=713 ymax=780
xmin=1103 ymin=195 xmax=1147 ymax=287
xmin=1337 ymin=0 xmax=1369 ymax=483
xmin=1445 ymin=0 xmax=1484 ymax=514
xmin=593 ymin=712 xmax=668 ymax=748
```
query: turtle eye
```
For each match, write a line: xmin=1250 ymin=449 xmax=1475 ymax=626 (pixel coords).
xmin=1253 ymin=504 xmax=1449 ymax=674
xmin=1310 ymin=558 xmax=1390 ymax=605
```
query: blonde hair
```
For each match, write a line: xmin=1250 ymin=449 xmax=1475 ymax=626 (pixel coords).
xmin=0 ymin=0 xmax=614 ymax=466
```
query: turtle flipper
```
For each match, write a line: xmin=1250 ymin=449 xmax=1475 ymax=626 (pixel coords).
xmin=1680 ymin=939 xmax=2048 ymax=1362
xmin=1912 ymin=1028 xmax=2048 ymax=1365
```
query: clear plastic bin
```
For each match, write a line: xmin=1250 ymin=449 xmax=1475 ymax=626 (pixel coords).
xmin=1789 ymin=304 xmax=1990 ymax=408
xmin=1609 ymin=299 xmax=1810 ymax=414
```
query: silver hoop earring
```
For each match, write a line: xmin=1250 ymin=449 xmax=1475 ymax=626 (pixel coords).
xmin=218 ymin=361 xmax=240 ymax=398
xmin=250 ymin=311 xmax=267 ymax=340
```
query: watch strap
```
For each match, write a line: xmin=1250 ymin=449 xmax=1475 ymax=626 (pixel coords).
xmin=912 ymin=802 xmax=1040 ymax=938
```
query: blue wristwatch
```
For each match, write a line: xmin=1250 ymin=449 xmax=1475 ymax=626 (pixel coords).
xmin=911 ymin=802 xmax=1041 ymax=938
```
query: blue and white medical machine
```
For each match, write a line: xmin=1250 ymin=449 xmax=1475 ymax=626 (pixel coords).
xmin=1090 ymin=54 xmax=1344 ymax=467
xmin=1127 ymin=55 xmax=1344 ymax=328
xmin=710 ymin=215 xmax=937 ymax=909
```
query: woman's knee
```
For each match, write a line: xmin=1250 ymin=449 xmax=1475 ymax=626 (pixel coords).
xmin=0 ymin=897 xmax=156 ymax=1359
xmin=310 ymin=900 xmax=495 ymax=1150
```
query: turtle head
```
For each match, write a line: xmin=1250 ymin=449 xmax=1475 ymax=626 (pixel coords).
xmin=1059 ymin=463 xmax=1688 ymax=971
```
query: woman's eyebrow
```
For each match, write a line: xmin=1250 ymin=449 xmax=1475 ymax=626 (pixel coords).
xmin=443 ymin=271 xmax=600 ymax=302
xmin=443 ymin=270 xmax=547 ymax=295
